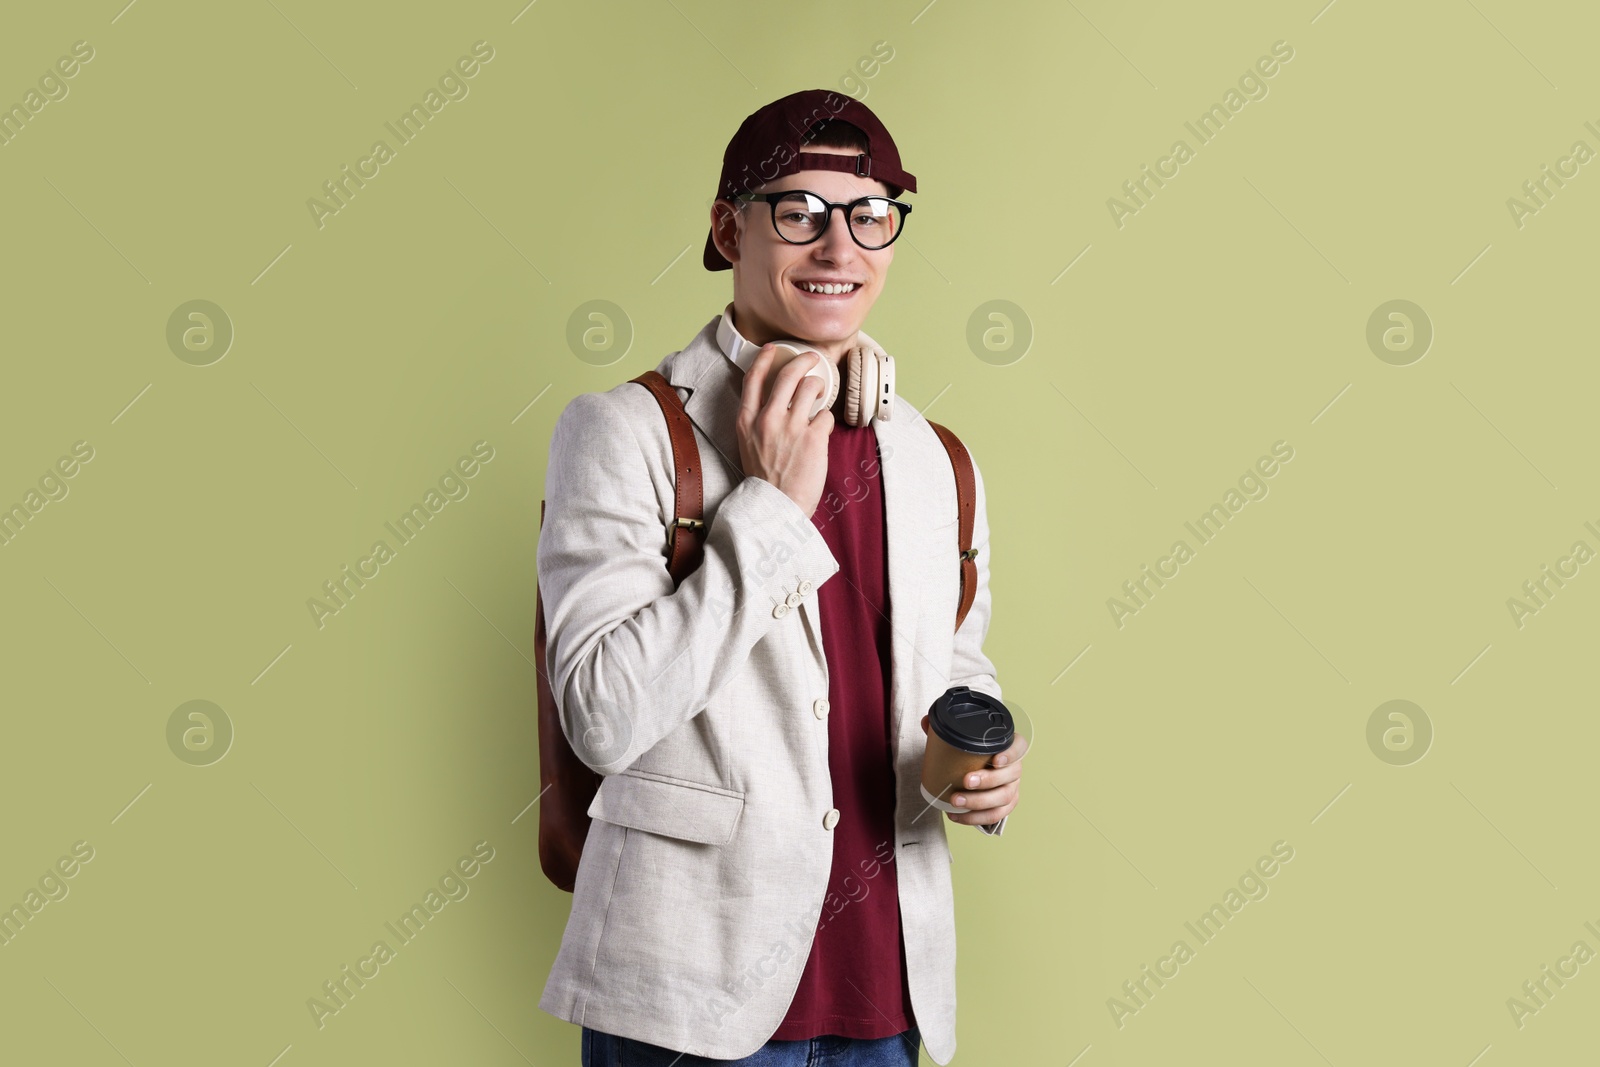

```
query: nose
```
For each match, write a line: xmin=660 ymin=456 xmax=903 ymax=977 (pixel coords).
xmin=813 ymin=204 xmax=858 ymax=259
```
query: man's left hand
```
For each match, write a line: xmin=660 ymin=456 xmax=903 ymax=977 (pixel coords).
xmin=920 ymin=714 xmax=1026 ymax=827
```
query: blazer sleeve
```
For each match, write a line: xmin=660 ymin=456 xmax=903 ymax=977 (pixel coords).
xmin=950 ymin=443 xmax=1008 ymax=839
xmin=538 ymin=389 xmax=840 ymax=776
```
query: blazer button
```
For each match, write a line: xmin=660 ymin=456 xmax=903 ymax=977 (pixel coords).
xmin=813 ymin=698 xmax=830 ymax=719
xmin=797 ymin=579 xmax=814 ymax=595
xmin=772 ymin=602 xmax=789 ymax=619
xmin=785 ymin=590 xmax=803 ymax=607
xmin=823 ymin=808 xmax=840 ymax=830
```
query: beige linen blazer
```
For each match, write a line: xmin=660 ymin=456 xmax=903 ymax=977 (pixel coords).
xmin=537 ymin=312 xmax=1006 ymax=1064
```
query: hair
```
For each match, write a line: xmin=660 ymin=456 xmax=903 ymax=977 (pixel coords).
xmin=803 ymin=118 xmax=867 ymax=152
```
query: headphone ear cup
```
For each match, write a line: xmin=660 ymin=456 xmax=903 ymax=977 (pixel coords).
xmin=874 ymin=349 xmax=893 ymax=421
xmin=861 ymin=347 xmax=882 ymax=425
xmin=771 ymin=342 xmax=839 ymax=419
xmin=844 ymin=345 xmax=879 ymax=427
xmin=819 ymin=357 xmax=840 ymax=417
xmin=842 ymin=346 xmax=863 ymax=426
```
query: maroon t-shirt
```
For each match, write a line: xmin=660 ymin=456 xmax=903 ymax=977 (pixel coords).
xmin=770 ymin=421 xmax=915 ymax=1040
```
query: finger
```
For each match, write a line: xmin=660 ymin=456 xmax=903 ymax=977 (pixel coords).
xmin=948 ymin=780 xmax=1017 ymax=812
xmin=807 ymin=405 xmax=835 ymax=439
xmin=919 ymin=714 xmax=930 ymax=735
xmin=763 ymin=348 xmax=823 ymax=419
xmin=946 ymin=799 xmax=1014 ymax=826
xmin=957 ymin=762 xmax=1021 ymax=793
xmin=991 ymin=733 xmax=1031 ymax=768
xmin=739 ymin=344 xmax=780 ymax=422
xmin=785 ymin=366 xmax=827 ymax=426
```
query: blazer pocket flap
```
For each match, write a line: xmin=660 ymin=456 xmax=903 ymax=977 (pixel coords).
xmin=587 ymin=770 xmax=745 ymax=846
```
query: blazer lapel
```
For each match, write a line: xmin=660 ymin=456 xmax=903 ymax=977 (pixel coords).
xmin=870 ymin=399 xmax=919 ymax=760
xmin=665 ymin=320 xmax=747 ymax=481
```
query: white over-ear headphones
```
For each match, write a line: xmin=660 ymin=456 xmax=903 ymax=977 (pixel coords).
xmin=761 ymin=340 xmax=894 ymax=427
xmin=716 ymin=306 xmax=895 ymax=427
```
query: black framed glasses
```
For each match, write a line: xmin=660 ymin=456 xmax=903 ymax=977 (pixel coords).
xmin=735 ymin=189 xmax=912 ymax=251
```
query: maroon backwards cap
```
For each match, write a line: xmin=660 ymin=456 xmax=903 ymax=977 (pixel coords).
xmin=704 ymin=89 xmax=917 ymax=272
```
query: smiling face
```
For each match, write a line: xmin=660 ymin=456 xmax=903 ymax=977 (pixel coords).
xmin=708 ymin=144 xmax=898 ymax=370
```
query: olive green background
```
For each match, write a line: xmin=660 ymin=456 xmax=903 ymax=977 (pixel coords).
xmin=3 ymin=1 xmax=1596 ymax=1064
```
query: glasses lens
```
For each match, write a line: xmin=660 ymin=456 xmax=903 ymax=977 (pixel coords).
xmin=770 ymin=193 xmax=904 ymax=249
xmin=848 ymin=197 xmax=902 ymax=249
xmin=772 ymin=192 xmax=826 ymax=242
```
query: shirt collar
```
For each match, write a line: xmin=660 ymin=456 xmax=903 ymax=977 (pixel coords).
xmin=713 ymin=302 xmax=885 ymax=371
xmin=714 ymin=302 xmax=766 ymax=374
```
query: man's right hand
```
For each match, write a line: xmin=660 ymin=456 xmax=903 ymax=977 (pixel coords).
xmin=736 ymin=343 xmax=835 ymax=518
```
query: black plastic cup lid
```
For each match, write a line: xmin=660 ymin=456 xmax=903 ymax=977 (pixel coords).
xmin=927 ymin=685 xmax=1014 ymax=755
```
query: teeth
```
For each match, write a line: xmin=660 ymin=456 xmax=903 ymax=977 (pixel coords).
xmin=800 ymin=281 xmax=856 ymax=294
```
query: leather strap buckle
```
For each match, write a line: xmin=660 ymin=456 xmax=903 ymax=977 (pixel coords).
xmin=669 ymin=516 xmax=705 ymax=546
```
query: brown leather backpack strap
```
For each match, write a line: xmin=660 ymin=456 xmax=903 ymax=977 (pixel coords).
xmin=630 ymin=369 xmax=705 ymax=585
xmin=928 ymin=420 xmax=978 ymax=633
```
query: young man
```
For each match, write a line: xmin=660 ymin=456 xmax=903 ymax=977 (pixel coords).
xmin=538 ymin=89 xmax=1024 ymax=1066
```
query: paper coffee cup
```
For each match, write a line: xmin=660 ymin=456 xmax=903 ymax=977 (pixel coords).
xmin=919 ymin=685 xmax=1015 ymax=813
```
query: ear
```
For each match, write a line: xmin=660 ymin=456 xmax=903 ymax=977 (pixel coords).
xmin=709 ymin=199 xmax=742 ymax=265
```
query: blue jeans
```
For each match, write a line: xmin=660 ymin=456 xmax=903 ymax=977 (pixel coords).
xmin=581 ymin=1025 xmax=921 ymax=1066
